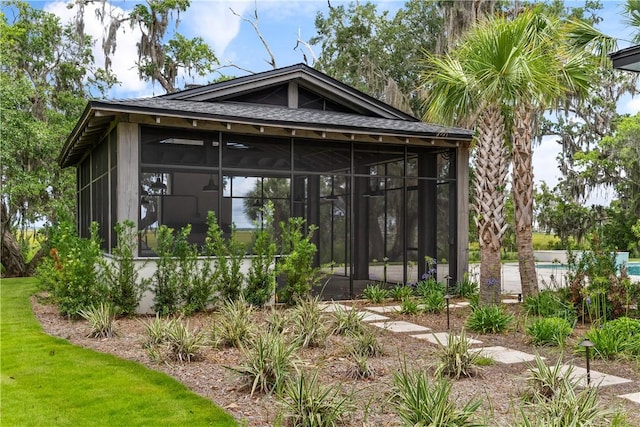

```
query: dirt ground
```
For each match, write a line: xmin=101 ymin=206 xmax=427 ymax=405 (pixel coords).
xmin=32 ymin=295 xmax=640 ymax=426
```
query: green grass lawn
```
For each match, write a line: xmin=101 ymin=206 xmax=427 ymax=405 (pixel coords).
xmin=1 ymin=278 xmax=237 ymax=426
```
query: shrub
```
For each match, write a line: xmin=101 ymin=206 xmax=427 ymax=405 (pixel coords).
xmin=232 ymin=329 xmax=299 ymax=395
xmin=211 ymin=296 xmax=254 ymax=348
xmin=205 ymin=213 xmax=245 ymax=303
xmin=434 ymin=329 xmax=481 ymax=379
xmin=244 ymin=204 xmax=277 ymax=307
xmin=37 ymin=221 xmax=106 ymax=317
xmin=331 ymin=305 xmax=365 ymax=336
xmin=100 ymin=221 xmax=150 ymax=316
xmin=152 ymin=225 xmax=184 ymax=315
xmin=390 ymin=285 xmax=414 ymax=301
xmin=266 ymin=307 xmax=291 ymax=334
xmin=78 ymin=303 xmax=116 ymax=338
xmin=361 ymin=283 xmax=390 ymax=303
xmin=466 ymin=305 xmax=513 ymax=334
xmin=392 ymin=362 xmax=482 ymax=426
xmin=525 ymin=355 xmax=577 ymax=401
xmin=278 ymin=218 xmax=321 ymax=304
xmin=527 ymin=317 xmax=573 ymax=347
xmin=279 ymin=370 xmax=352 ymax=427
xmin=421 ymin=291 xmax=446 ymax=314
xmin=165 ymin=319 xmax=205 ymax=362
xmin=292 ymin=296 xmax=328 ymax=348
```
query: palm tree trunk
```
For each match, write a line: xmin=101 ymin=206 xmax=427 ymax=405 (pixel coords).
xmin=512 ymin=104 xmax=538 ymax=298
xmin=475 ymin=105 xmax=509 ymax=305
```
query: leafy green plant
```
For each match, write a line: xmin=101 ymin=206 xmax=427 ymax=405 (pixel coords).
xmin=232 ymin=329 xmax=299 ymax=395
xmin=391 ymin=285 xmax=414 ymax=301
xmin=400 ymin=297 xmax=420 ymax=315
xmin=576 ymin=324 xmax=628 ymax=360
xmin=361 ymin=283 xmax=390 ymax=303
xmin=455 ymin=273 xmax=478 ymax=298
xmin=278 ymin=217 xmax=321 ymax=304
xmin=165 ymin=319 xmax=205 ymax=363
xmin=416 ymin=278 xmax=444 ymax=297
xmin=78 ymin=302 xmax=116 ymax=338
xmin=421 ymin=291 xmax=446 ymax=314
xmin=350 ymin=328 xmax=383 ymax=358
xmin=392 ymin=361 xmax=483 ymax=426
xmin=100 ymin=221 xmax=150 ymax=316
xmin=523 ymin=290 xmax=576 ymax=326
xmin=211 ymin=296 xmax=254 ymax=348
xmin=331 ymin=305 xmax=365 ymax=336
xmin=205 ymin=213 xmax=245 ymax=303
xmin=152 ymin=225 xmax=184 ymax=315
xmin=37 ymin=221 xmax=106 ymax=317
xmin=244 ymin=203 xmax=278 ymax=307
xmin=527 ymin=317 xmax=573 ymax=347
xmin=466 ymin=304 xmax=513 ymax=334
xmin=292 ymin=295 xmax=329 ymax=348
xmin=279 ymin=370 xmax=353 ymax=427
xmin=434 ymin=329 xmax=481 ymax=379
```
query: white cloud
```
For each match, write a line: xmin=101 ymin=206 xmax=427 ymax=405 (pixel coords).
xmin=622 ymin=95 xmax=640 ymax=115
xmin=185 ymin=1 xmax=248 ymax=57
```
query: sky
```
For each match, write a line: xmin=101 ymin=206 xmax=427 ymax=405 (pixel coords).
xmin=33 ymin=0 xmax=640 ymax=206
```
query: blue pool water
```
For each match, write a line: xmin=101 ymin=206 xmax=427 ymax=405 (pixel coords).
xmin=537 ymin=262 xmax=640 ymax=275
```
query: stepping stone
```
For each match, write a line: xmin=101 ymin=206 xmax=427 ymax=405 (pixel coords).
xmin=366 ymin=305 xmax=401 ymax=313
xmin=501 ymin=299 xmax=520 ymax=304
xmin=558 ymin=365 xmax=633 ymax=388
xmin=451 ymin=301 xmax=470 ymax=308
xmin=619 ymin=392 xmax=640 ymax=404
xmin=359 ymin=312 xmax=390 ymax=322
xmin=319 ymin=303 xmax=353 ymax=313
xmin=479 ymin=346 xmax=541 ymax=364
xmin=369 ymin=320 xmax=431 ymax=333
xmin=410 ymin=332 xmax=483 ymax=346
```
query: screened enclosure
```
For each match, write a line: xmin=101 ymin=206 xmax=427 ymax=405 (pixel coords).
xmin=134 ymin=126 xmax=458 ymax=298
xmin=62 ymin=63 xmax=472 ymax=300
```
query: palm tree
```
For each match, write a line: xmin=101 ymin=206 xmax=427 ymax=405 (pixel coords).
xmin=422 ymin=12 xmax=556 ymax=305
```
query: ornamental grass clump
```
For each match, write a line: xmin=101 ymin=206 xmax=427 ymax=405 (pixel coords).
xmin=392 ymin=361 xmax=483 ymax=426
xmin=78 ymin=303 xmax=117 ymax=338
xmin=292 ymin=295 xmax=329 ymax=348
xmin=232 ymin=329 xmax=299 ymax=396
xmin=350 ymin=328 xmax=383 ymax=358
xmin=211 ymin=296 xmax=254 ymax=348
xmin=279 ymin=370 xmax=353 ymax=427
xmin=331 ymin=305 xmax=365 ymax=336
xmin=435 ymin=328 xmax=481 ymax=379
xmin=165 ymin=319 xmax=205 ymax=362
xmin=140 ymin=314 xmax=174 ymax=348
xmin=399 ymin=297 xmax=421 ymax=315
xmin=466 ymin=304 xmax=513 ymax=334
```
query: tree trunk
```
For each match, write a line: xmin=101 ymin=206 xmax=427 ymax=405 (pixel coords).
xmin=512 ymin=104 xmax=538 ymax=298
xmin=474 ymin=105 xmax=509 ymax=305
xmin=1 ymin=202 xmax=28 ymax=277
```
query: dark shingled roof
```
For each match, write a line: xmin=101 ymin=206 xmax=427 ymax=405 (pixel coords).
xmin=92 ymin=98 xmax=473 ymax=138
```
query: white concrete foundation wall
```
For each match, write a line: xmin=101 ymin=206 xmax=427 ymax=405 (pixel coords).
xmin=102 ymin=255 xmax=253 ymax=314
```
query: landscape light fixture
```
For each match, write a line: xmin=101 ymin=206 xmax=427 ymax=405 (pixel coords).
xmin=444 ymin=294 xmax=452 ymax=330
xmin=580 ymin=339 xmax=595 ymax=386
